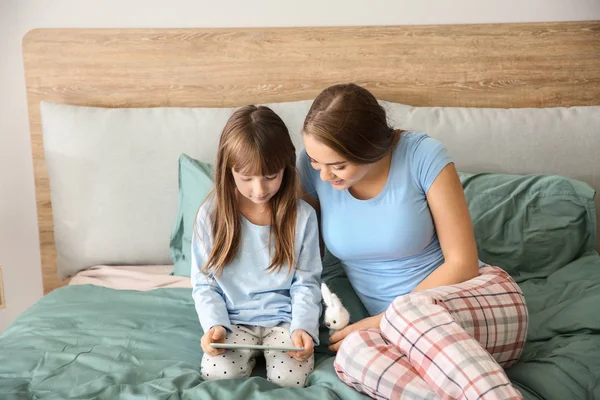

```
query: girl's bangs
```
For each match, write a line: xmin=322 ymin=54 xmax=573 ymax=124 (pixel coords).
xmin=230 ymin=139 xmax=287 ymax=177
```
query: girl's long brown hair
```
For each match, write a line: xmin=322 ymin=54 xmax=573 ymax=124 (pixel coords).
xmin=302 ymin=83 xmax=402 ymax=164
xmin=196 ymin=105 xmax=298 ymax=277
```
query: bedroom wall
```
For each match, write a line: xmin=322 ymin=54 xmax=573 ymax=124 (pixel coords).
xmin=1 ymin=0 xmax=599 ymax=333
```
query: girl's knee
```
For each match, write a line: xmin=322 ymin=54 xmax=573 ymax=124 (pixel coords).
xmin=268 ymin=372 xmax=309 ymax=388
xmin=266 ymin=358 xmax=313 ymax=388
xmin=201 ymin=355 xmax=248 ymax=381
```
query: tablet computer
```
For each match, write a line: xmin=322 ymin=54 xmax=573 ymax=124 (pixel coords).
xmin=210 ymin=343 xmax=304 ymax=352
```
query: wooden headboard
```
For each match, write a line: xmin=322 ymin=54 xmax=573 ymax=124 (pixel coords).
xmin=22 ymin=21 xmax=600 ymax=294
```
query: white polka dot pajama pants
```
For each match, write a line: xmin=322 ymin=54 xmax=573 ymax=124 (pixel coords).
xmin=201 ymin=323 xmax=314 ymax=387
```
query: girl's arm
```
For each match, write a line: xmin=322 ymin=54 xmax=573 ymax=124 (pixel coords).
xmin=300 ymin=189 xmax=325 ymax=257
xmin=413 ymin=163 xmax=479 ymax=291
xmin=191 ymin=213 xmax=232 ymax=333
xmin=289 ymin=208 xmax=323 ymax=345
xmin=298 ymin=150 xmax=325 ymax=257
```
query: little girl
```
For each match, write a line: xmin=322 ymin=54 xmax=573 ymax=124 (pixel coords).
xmin=191 ymin=105 xmax=322 ymax=388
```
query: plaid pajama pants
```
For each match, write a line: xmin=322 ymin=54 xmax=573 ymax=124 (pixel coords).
xmin=334 ymin=266 xmax=528 ymax=400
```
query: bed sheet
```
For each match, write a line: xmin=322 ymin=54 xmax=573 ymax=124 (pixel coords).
xmin=69 ymin=265 xmax=191 ymax=291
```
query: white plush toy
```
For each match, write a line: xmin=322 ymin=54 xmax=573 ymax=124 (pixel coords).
xmin=321 ymin=283 xmax=351 ymax=335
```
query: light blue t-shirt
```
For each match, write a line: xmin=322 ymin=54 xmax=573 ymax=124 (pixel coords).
xmin=190 ymin=197 xmax=322 ymax=344
xmin=300 ymin=131 xmax=475 ymax=315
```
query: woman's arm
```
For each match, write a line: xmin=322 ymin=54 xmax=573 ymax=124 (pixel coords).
xmin=413 ymin=163 xmax=479 ymax=292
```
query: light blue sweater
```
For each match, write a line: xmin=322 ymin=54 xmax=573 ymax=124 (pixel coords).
xmin=191 ymin=197 xmax=322 ymax=344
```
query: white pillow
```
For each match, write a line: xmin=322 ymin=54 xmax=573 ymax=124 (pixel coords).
xmin=382 ymin=101 xmax=600 ymax=249
xmin=41 ymin=99 xmax=600 ymax=278
xmin=40 ymin=101 xmax=313 ymax=278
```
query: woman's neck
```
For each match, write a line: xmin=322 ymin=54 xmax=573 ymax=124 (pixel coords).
xmin=349 ymin=151 xmax=393 ymax=200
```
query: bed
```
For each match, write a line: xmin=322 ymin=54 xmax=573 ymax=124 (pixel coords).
xmin=1 ymin=21 xmax=599 ymax=399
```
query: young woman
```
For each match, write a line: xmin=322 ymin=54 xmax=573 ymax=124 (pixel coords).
xmin=299 ymin=83 xmax=528 ymax=399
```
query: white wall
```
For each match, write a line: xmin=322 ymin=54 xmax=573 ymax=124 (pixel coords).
xmin=1 ymin=0 xmax=599 ymax=333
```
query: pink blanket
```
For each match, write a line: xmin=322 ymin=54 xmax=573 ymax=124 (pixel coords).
xmin=69 ymin=265 xmax=191 ymax=291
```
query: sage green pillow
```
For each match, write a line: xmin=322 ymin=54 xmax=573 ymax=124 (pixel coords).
xmin=459 ymin=172 xmax=597 ymax=282
xmin=169 ymin=154 xmax=215 ymax=277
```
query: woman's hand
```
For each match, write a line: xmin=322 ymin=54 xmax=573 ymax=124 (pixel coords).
xmin=328 ymin=314 xmax=382 ymax=352
xmin=287 ymin=329 xmax=314 ymax=361
xmin=201 ymin=325 xmax=227 ymax=356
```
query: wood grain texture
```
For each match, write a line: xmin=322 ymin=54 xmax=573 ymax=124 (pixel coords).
xmin=22 ymin=22 xmax=600 ymax=294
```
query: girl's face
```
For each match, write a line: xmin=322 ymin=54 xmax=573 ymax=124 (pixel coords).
xmin=231 ymin=168 xmax=285 ymax=205
xmin=303 ymin=134 xmax=370 ymax=191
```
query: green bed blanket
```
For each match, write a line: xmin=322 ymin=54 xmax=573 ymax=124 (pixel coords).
xmin=0 ymin=284 xmax=369 ymax=400
xmin=1 ymin=253 xmax=599 ymax=400
xmin=507 ymin=251 xmax=600 ymax=399
xmin=461 ymin=172 xmax=600 ymax=399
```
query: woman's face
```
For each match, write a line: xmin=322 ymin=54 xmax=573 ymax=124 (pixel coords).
xmin=303 ymin=134 xmax=370 ymax=191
